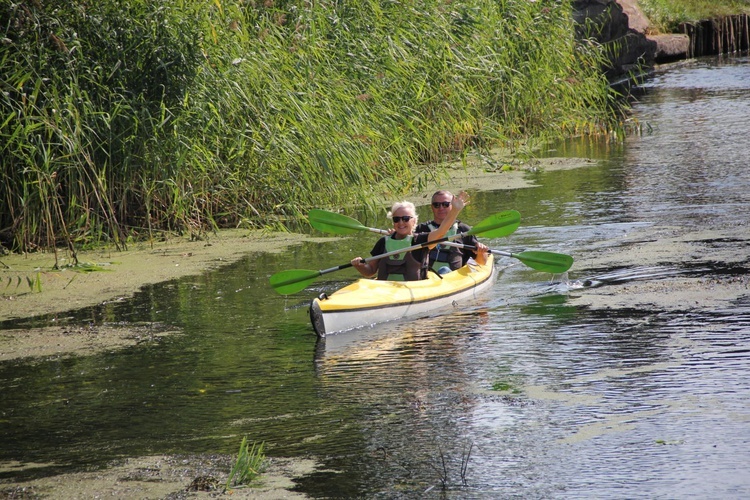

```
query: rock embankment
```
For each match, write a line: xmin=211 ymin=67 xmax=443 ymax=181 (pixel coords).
xmin=573 ymin=0 xmax=748 ymax=84
xmin=572 ymin=0 xmax=679 ymax=83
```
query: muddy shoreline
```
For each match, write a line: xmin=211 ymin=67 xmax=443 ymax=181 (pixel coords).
xmin=1 ymin=454 xmax=314 ymax=499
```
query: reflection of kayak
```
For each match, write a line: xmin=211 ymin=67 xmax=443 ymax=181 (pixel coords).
xmin=309 ymin=255 xmax=497 ymax=337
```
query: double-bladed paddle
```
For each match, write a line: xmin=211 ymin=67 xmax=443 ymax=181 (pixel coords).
xmin=307 ymin=208 xmax=523 ymax=238
xmin=308 ymin=208 xmax=574 ymax=274
xmin=269 ymin=210 xmax=521 ymax=295
xmin=440 ymin=241 xmax=573 ymax=274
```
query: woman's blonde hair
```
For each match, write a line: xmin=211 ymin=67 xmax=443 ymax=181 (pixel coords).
xmin=387 ymin=201 xmax=418 ymax=223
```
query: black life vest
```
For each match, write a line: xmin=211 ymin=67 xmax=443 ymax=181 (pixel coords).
xmin=425 ymin=221 xmax=463 ymax=272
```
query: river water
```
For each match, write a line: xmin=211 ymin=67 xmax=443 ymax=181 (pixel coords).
xmin=1 ymin=55 xmax=749 ymax=498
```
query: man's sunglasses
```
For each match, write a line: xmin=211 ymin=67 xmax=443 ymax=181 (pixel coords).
xmin=432 ymin=201 xmax=451 ymax=208
xmin=392 ymin=216 xmax=414 ymax=223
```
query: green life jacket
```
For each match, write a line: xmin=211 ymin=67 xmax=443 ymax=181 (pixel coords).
xmin=377 ymin=235 xmax=425 ymax=281
xmin=385 ymin=235 xmax=414 ymax=262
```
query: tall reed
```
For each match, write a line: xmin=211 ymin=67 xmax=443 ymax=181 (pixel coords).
xmin=1 ymin=0 xmax=619 ymax=253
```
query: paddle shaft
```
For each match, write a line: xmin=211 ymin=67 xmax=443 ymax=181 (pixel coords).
xmin=441 ymin=240 xmax=513 ymax=259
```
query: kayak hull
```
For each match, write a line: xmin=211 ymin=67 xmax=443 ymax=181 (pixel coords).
xmin=309 ymin=254 xmax=497 ymax=337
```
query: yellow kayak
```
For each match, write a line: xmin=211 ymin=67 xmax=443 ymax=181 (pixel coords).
xmin=309 ymin=254 xmax=497 ymax=337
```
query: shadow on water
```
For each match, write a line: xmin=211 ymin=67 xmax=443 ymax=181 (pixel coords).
xmin=2 ymin=55 xmax=750 ymax=497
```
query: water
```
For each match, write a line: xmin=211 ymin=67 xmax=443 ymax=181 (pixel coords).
xmin=2 ymin=55 xmax=750 ymax=497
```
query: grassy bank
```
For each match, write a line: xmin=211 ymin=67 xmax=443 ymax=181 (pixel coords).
xmin=1 ymin=0 xmax=619 ymax=256
xmin=639 ymin=0 xmax=750 ymax=32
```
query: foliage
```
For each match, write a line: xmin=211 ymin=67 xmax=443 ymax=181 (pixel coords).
xmin=638 ymin=0 xmax=750 ymax=32
xmin=2 ymin=272 xmax=41 ymax=293
xmin=226 ymin=437 xmax=266 ymax=489
xmin=1 ymin=0 xmax=620 ymax=252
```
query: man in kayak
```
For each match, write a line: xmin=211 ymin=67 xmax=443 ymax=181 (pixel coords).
xmin=351 ymin=191 xmax=471 ymax=281
xmin=415 ymin=190 xmax=489 ymax=275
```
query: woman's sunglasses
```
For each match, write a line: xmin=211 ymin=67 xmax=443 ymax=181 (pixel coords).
xmin=392 ymin=216 xmax=414 ymax=223
xmin=432 ymin=201 xmax=451 ymax=208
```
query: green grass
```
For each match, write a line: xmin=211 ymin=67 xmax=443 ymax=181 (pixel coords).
xmin=639 ymin=0 xmax=750 ymax=32
xmin=1 ymin=0 xmax=622 ymax=253
xmin=226 ymin=437 xmax=266 ymax=489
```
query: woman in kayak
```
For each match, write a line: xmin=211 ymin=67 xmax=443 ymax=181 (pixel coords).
xmin=415 ymin=189 xmax=489 ymax=275
xmin=351 ymin=191 xmax=470 ymax=281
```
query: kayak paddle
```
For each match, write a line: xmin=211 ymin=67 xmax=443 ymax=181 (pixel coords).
xmin=270 ymin=210 xmax=521 ymax=295
xmin=308 ymin=208 xmax=521 ymax=238
xmin=442 ymin=241 xmax=574 ymax=274
xmin=310 ymin=208 xmax=574 ymax=274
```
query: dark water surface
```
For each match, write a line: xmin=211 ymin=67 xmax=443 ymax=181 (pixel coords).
xmin=2 ymin=55 xmax=749 ymax=498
